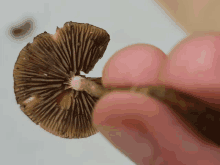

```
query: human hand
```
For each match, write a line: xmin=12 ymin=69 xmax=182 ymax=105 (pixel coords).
xmin=93 ymin=32 xmax=220 ymax=165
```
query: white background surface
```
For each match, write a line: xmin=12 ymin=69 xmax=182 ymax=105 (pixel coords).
xmin=0 ymin=0 xmax=186 ymax=165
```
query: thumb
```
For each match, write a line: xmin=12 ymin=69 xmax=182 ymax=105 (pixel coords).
xmin=93 ymin=91 xmax=164 ymax=165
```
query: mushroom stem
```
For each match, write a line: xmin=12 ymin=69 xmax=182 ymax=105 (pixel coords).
xmin=70 ymin=76 xmax=109 ymax=98
xmin=69 ymin=76 xmax=216 ymax=111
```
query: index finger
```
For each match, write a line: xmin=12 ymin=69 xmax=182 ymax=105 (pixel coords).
xmin=159 ymin=32 xmax=220 ymax=105
xmin=102 ymin=44 xmax=167 ymax=88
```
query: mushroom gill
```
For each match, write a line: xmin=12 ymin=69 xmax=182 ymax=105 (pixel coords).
xmin=13 ymin=22 xmax=110 ymax=138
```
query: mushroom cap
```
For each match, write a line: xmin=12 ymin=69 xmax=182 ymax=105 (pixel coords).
xmin=13 ymin=22 xmax=110 ymax=138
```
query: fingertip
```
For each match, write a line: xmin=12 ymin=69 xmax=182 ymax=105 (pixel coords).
xmin=93 ymin=91 xmax=162 ymax=164
xmin=93 ymin=91 xmax=159 ymax=127
xmin=159 ymin=32 xmax=220 ymax=100
xmin=102 ymin=44 xmax=167 ymax=88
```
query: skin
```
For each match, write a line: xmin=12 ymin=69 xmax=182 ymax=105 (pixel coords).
xmin=93 ymin=32 xmax=220 ymax=165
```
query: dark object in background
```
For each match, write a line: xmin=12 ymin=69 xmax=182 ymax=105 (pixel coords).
xmin=8 ymin=18 xmax=35 ymax=41
xmin=12 ymin=22 xmax=31 ymax=37
xmin=13 ymin=22 xmax=110 ymax=138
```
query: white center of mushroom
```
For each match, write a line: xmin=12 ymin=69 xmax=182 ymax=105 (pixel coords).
xmin=70 ymin=76 xmax=85 ymax=91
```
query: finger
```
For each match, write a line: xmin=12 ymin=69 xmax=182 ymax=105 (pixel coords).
xmin=94 ymin=92 xmax=220 ymax=164
xmin=159 ymin=32 xmax=220 ymax=104
xmin=102 ymin=44 xmax=167 ymax=88
xmin=98 ymin=44 xmax=168 ymax=164
xmin=94 ymin=92 xmax=162 ymax=164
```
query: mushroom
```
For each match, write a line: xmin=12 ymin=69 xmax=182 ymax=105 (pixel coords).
xmin=13 ymin=21 xmax=110 ymax=138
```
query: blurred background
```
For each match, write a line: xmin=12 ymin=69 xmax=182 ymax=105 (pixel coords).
xmin=156 ymin=0 xmax=220 ymax=34
xmin=0 ymin=0 xmax=194 ymax=164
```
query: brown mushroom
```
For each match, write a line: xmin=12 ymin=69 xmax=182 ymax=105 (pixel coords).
xmin=13 ymin=22 xmax=110 ymax=138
